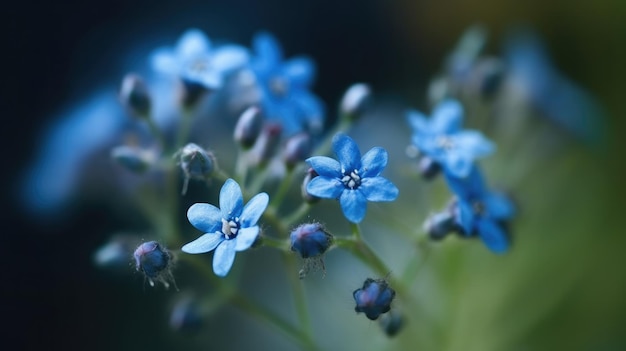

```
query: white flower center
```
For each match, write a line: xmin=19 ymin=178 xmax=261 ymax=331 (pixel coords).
xmin=221 ymin=217 xmax=240 ymax=239
xmin=436 ymin=136 xmax=455 ymax=150
xmin=341 ymin=169 xmax=361 ymax=190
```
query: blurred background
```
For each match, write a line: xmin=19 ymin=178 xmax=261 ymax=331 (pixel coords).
xmin=4 ymin=0 xmax=626 ymax=350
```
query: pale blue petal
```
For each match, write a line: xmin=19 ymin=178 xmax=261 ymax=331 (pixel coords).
xmin=453 ymin=130 xmax=495 ymax=158
xmin=151 ymin=48 xmax=178 ymax=75
xmin=306 ymin=177 xmax=344 ymax=199
xmin=240 ymin=193 xmax=269 ymax=227
xmin=187 ymin=203 xmax=222 ymax=233
xmin=284 ymin=56 xmax=315 ymax=88
xmin=235 ymin=226 xmax=259 ymax=252
xmin=431 ymin=99 xmax=463 ymax=134
xmin=182 ymin=233 xmax=223 ymax=254
xmin=253 ymin=31 xmax=282 ymax=69
xmin=444 ymin=166 xmax=486 ymax=200
xmin=220 ymin=179 xmax=244 ymax=219
xmin=360 ymin=147 xmax=388 ymax=178
xmin=456 ymin=200 xmax=475 ymax=235
xmin=177 ymin=29 xmax=211 ymax=59
xmin=332 ymin=133 xmax=361 ymax=172
xmin=306 ymin=156 xmax=341 ymax=177
xmin=360 ymin=177 xmax=398 ymax=202
xmin=478 ymin=219 xmax=509 ymax=254
xmin=485 ymin=192 xmax=515 ymax=220
xmin=213 ymin=239 xmax=237 ymax=277
xmin=444 ymin=151 xmax=473 ymax=178
xmin=340 ymin=190 xmax=368 ymax=223
xmin=406 ymin=110 xmax=429 ymax=135
xmin=293 ymin=92 xmax=324 ymax=134
xmin=211 ymin=45 xmax=250 ymax=73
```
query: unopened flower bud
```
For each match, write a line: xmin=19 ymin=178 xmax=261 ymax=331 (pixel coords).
xmin=251 ymin=123 xmax=282 ymax=167
xmin=469 ymin=57 xmax=505 ymax=99
xmin=378 ymin=310 xmax=405 ymax=337
xmin=170 ymin=296 xmax=203 ymax=333
xmin=417 ymin=156 xmax=441 ymax=180
xmin=423 ymin=209 xmax=456 ymax=241
xmin=353 ymin=278 xmax=396 ymax=320
xmin=93 ymin=234 xmax=138 ymax=270
xmin=283 ymin=133 xmax=312 ymax=170
xmin=111 ymin=145 xmax=155 ymax=173
xmin=340 ymin=83 xmax=371 ymax=120
xmin=301 ymin=168 xmax=320 ymax=203
xmin=291 ymin=223 xmax=333 ymax=279
xmin=120 ymin=73 xmax=151 ymax=118
xmin=133 ymin=241 xmax=175 ymax=288
xmin=179 ymin=79 xmax=208 ymax=110
xmin=178 ymin=143 xmax=216 ymax=195
xmin=234 ymin=106 xmax=264 ymax=149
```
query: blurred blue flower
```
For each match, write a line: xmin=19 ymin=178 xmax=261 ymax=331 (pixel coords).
xmin=407 ymin=99 xmax=494 ymax=178
xmin=503 ymin=29 xmax=606 ymax=144
xmin=306 ymin=133 xmax=398 ymax=223
xmin=353 ymin=278 xmax=396 ymax=321
xmin=182 ymin=179 xmax=269 ymax=277
xmin=151 ymin=29 xmax=249 ymax=90
xmin=444 ymin=166 xmax=515 ymax=253
xmin=250 ymin=31 xmax=324 ymax=136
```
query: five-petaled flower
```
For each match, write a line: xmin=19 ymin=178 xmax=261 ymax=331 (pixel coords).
xmin=444 ymin=166 xmax=515 ymax=253
xmin=407 ymin=99 xmax=494 ymax=178
xmin=249 ymin=31 xmax=324 ymax=136
xmin=151 ymin=29 xmax=249 ymax=90
xmin=305 ymin=133 xmax=399 ymax=223
xmin=182 ymin=179 xmax=269 ymax=277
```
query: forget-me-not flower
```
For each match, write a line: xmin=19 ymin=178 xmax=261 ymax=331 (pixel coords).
xmin=444 ymin=166 xmax=515 ymax=253
xmin=182 ymin=179 xmax=269 ymax=277
xmin=407 ymin=99 xmax=494 ymax=178
xmin=151 ymin=29 xmax=249 ymax=90
xmin=250 ymin=31 xmax=324 ymax=136
xmin=305 ymin=133 xmax=398 ymax=223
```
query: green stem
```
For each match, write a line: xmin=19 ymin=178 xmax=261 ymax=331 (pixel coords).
xmin=270 ymin=168 xmax=295 ymax=209
xmin=284 ymin=203 xmax=311 ymax=228
xmin=283 ymin=252 xmax=317 ymax=351
xmin=261 ymin=235 xmax=290 ymax=251
xmin=234 ymin=149 xmax=249 ymax=187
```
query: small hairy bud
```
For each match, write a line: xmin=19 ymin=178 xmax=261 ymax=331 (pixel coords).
xmin=353 ymin=278 xmax=396 ymax=320
xmin=178 ymin=143 xmax=216 ymax=195
xmin=119 ymin=73 xmax=151 ymax=118
xmin=234 ymin=106 xmax=264 ymax=149
xmin=133 ymin=241 xmax=175 ymax=289
xmin=340 ymin=83 xmax=371 ymax=120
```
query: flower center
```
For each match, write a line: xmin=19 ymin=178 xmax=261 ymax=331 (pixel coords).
xmin=472 ymin=201 xmax=486 ymax=216
xmin=189 ymin=58 xmax=211 ymax=75
xmin=221 ymin=217 xmax=240 ymax=240
xmin=269 ymin=76 xmax=289 ymax=97
xmin=341 ymin=169 xmax=361 ymax=190
xmin=436 ymin=136 xmax=455 ymax=150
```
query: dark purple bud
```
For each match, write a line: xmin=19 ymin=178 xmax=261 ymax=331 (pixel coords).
xmin=340 ymin=83 xmax=372 ymax=120
xmin=119 ymin=73 xmax=151 ymax=118
xmin=418 ymin=156 xmax=441 ymax=180
xmin=301 ymin=168 xmax=320 ymax=204
xmin=111 ymin=145 xmax=155 ymax=173
xmin=353 ymin=278 xmax=396 ymax=320
xmin=169 ymin=296 xmax=203 ymax=333
xmin=290 ymin=223 xmax=333 ymax=259
xmin=133 ymin=241 xmax=174 ymax=288
xmin=179 ymin=79 xmax=208 ymax=109
xmin=423 ymin=209 xmax=456 ymax=241
xmin=234 ymin=106 xmax=264 ymax=149
xmin=378 ymin=310 xmax=404 ymax=337
xmin=252 ymin=123 xmax=282 ymax=167
xmin=283 ymin=133 xmax=312 ymax=170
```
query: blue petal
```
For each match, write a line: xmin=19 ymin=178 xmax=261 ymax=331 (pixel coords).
xmin=406 ymin=110 xmax=429 ymax=135
xmin=253 ymin=31 xmax=282 ymax=69
xmin=444 ymin=151 xmax=473 ymax=178
xmin=187 ymin=203 xmax=222 ymax=233
xmin=453 ymin=130 xmax=495 ymax=158
xmin=485 ymin=192 xmax=515 ymax=220
xmin=360 ymin=177 xmax=398 ymax=202
xmin=235 ymin=226 xmax=259 ymax=252
xmin=150 ymin=48 xmax=178 ymax=75
xmin=360 ymin=147 xmax=388 ymax=178
xmin=211 ymin=45 xmax=250 ymax=73
xmin=340 ymin=190 xmax=368 ymax=223
xmin=177 ymin=29 xmax=211 ymax=59
xmin=306 ymin=177 xmax=344 ymax=199
xmin=182 ymin=233 xmax=223 ymax=254
xmin=444 ymin=166 xmax=486 ymax=200
xmin=284 ymin=56 xmax=315 ymax=88
xmin=240 ymin=192 xmax=269 ymax=227
xmin=293 ymin=92 xmax=324 ymax=134
xmin=306 ymin=156 xmax=341 ymax=177
xmin=332 ymin=133 xmax=361 ymax=172
xmin=213 ymin=239 xmax=237 ymax=277
xmin=431 ymin=99 xmax=464 ymax=134
xmin=477 ymin=219 xmax=509 ymax=254
xmin=220 ymin=179 xmax=244 ymax=219
xmin=456 ymin=199 xmax=475 ymax=235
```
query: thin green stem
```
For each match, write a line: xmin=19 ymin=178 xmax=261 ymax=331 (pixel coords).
xmin=261 ymin=235 xmax=290 ymax=251
xmin=283 ymin=252 xmax=317 ymax=351
xmin=284 ymin=203 xmax=311 ymax=228
xmin=234 ymin=149 xmax=249 ymax=186
xmin=270 ymin=168 xmax=295 ymax=209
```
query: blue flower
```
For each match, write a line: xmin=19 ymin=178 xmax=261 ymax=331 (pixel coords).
xmin=151 ymin=29 xmax=249 ymax=90
xmin=407 ymin=99 xmax=494 ymax=178
xmin=250 ymin=32 xmax=324 ymax=136
xmin=305 ymin=133 xmax=398 ymax=223
xmin=444 ymin=166 xmax=515 ymax=253
xmin=182 ymin=179 xmax=269 ymax=277
xmin=353 ymin=278 xmax=396 ymax=321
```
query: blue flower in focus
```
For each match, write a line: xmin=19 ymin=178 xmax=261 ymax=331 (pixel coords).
xmin=353 ymin=278 xmax=396 ymax=320
xmin=151 ymin=29 xmax=249 ymax=90
xmin=306 ymin=133 xmax=398 ymax=223
xmin=250 ymin=32 xmax=324 ymax=136
xmin=444 ymin=166 xmax=515 ymax=253
xmin=407 ymin=99 xmax=495 ymax=178
xmin=182 ymin=179 xmax=269 ymax=277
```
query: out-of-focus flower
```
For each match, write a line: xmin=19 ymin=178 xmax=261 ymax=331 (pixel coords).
xmin=503 ymin=29 xmax=606 ymax=144
xmin=407 ymin=99 xmax=494 ymax=178
xmin=444 ymin=166 xmax=515 ymax=253
xmin=169 ymin=296 xmax=203 ymax=333
xmin=306 ymin=133 xmax=398 ymax=223
xmin=119 ymin=73 xmax=152 ymax=118
xmin=111 ymin=145 xmax=157 ymax=174
xmin=150 ymin=29 xmax=249 ymax=91
xmin=339 ymin=83 xmax=372 ymax=120
xmin=249 ymin=32 xmax=324 ymax=136
xmin=134 ymin=241 xmax=175 ymax=288
xmin=283 ymin=132 xmax=312 ymax=170
xmin=353 ymin=278 xmax=396 ymax=321
xmin=93 ymin=234 xmax=139 ymax=270
xmin=182 ymin=179 xmax=269 ymax=277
